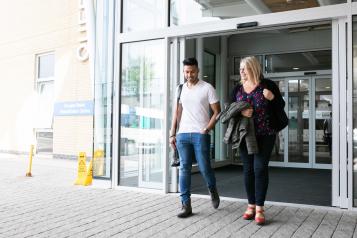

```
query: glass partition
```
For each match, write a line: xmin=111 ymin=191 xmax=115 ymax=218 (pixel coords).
xmin=122 ymin=0 xmax=165 ymax=32
xmin=170 ymin=1 xmax=346 ymax=26
xmin=120 ymin=40 xmax=165 ymax=189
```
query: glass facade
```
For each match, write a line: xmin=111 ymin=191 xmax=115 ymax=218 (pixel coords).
xmin=113 ymin=0 xmax=355 ymax=207
xmin=120 ymin=40 xmax=165 ymax=188
xmin=170 ymin=0 xmax=218 ymax=26
xmin=93 ymin=1 xmax=114 ymax=179
xmin=353 ymin=16 xmax=357 ymax=207
xmin=170 ymin=0 xmax=346 ymax=26
xmin=122 ymin=0 xmax=165 ymax=32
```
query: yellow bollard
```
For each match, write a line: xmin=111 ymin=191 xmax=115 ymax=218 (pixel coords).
xmin=26 ymin=144 xmax=34 ymax=177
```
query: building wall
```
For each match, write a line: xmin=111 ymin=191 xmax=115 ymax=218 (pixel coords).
xmin=0 ymin=0 xmax=93 ymax=157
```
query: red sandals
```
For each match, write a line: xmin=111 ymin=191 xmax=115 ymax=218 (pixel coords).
xmin=242 ymin=206 xmax=255 ymax=220
xmin=255 ymin=209 xmax=265 ymax=225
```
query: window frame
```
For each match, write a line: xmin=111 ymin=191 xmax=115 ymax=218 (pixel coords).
xmin=35 ymin=52 xmax=55 ymax=85
xmin=35 ymin=52 xmax=55 ymax=130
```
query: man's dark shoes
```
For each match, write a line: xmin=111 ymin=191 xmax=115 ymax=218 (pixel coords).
xmin=209 ymin=187 xmax=220 ymax=209
xmin=177 ymin=200 xmax=192 ymax=218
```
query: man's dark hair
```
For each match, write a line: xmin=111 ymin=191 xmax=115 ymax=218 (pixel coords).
xmin=183 ymin=57 xmax=198 ymax=67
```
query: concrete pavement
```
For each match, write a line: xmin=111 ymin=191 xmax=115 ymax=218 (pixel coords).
xmin=0 ymin=154 xmax=357 ymax=237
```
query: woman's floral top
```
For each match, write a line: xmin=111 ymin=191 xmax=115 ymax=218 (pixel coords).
xmin=236 ymin=84 xmax=275 ymax=136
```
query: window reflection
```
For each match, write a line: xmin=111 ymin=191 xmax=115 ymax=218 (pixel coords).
xmin=170 ymin=0 xmax=218 ymax=26
xmin=122 ymin=0 xmax=165 ymax=32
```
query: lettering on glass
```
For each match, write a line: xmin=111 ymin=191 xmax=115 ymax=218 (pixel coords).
xmin=77 ymin=0 xmax=89 ymax=62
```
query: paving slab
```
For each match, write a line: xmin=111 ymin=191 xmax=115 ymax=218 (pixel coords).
xmin=0 ymin=154 xmax=357 ymax=238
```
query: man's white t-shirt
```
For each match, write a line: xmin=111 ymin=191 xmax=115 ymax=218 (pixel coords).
xmin=177 ymin=79 xmax=219 ymax=134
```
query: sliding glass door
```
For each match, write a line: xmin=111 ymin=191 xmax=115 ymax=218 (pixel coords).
xmin=270 ymin=75 xmax=332 ymax=169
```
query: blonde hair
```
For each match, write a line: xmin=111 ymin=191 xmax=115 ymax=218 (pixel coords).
xmin=240 ymin=56 xmax=262 ymax=85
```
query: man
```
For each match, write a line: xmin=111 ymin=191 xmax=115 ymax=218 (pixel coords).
xmin=169 ymin=57 xmax=221 ymax=218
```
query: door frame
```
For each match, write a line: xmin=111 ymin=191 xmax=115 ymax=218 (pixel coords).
xmin=312 ymin=75 xmax=333 ymax=169
xmin=112 ymin=2 xmax=354 ymax=209
xmin=166 ymin=23 xmax=340 ymax=207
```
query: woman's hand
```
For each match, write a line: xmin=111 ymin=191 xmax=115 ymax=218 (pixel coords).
xmin=169 ymin=136 xmax=176 ymax=149
xmin=241 ymin=108 xmax=253 ymax=118
xmin=263 ymin=89 xmax=275 ymax=101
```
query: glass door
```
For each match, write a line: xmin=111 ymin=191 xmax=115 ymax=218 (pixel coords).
xmin=119 ymin=39 xmax=166 ymax=189
xmin=271 ymin=79 xmax=286 ymax=163
xmin=270 ymin=75 xmax=332 ymax=169
xmin=313 ymin=76 xmax=332 ymax=168
xmin=287 ymin=78 xmax=310 ymax=166
xmin=203 ymin=51 xmax=217 ymax=162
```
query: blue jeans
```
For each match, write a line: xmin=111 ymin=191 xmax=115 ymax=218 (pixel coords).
xmin=239 ymin=134 xmax=276 ymax=206
xmin=176 ymin=133 xmax=216 ymax=205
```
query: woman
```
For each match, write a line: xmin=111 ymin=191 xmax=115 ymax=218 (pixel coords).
xmin=231 ymin=56 xmax=285 ymax=225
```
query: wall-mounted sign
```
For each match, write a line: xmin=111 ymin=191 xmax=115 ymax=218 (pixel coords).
xmin=54 ymin=101 xmax=93 ymax=116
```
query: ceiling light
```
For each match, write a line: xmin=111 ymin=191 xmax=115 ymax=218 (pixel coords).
xmin=293 ymin=67 xmax=300 ymax=70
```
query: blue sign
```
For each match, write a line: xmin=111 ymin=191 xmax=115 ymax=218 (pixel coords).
xmin=54 ymin=101 xmax=94 ymax=116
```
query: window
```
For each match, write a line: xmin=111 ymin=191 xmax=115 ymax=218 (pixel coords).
xmin=233 ymin=55 xmax=263 ymax=75
xmin=36 ymin=130 xmax=53 ymax=153
xmin=265 ymin=50 xmax=331 ymax=73
xmin=37 ymin=53 xmax=55 ymax=79
xmin=35 ymin=52 xmax=55 ymax=129
xmin=170 ymin=0 xmax=218 ymax=26
xmin=35 ymin=52 xmax=55 ymax=154
xmin=122 ymin=0 xmax=165 ymax=32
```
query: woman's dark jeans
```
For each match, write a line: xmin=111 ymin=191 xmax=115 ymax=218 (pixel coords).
xmin=240 ymin=134 xmax=276 ymax=206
